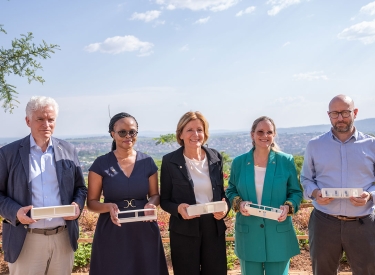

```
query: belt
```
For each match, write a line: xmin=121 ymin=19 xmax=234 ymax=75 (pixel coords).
xmin=329 ymin=214 xmax=369 ymax=221
xmin=27 ymin=225 xmax=67 ymax=235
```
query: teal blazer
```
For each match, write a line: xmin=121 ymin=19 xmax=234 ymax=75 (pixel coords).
xmin=226 ymin=149 xmax=302 ymax=262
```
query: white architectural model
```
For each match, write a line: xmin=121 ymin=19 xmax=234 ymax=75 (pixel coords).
xmin=117 ymin=209 xmax=157 ymax=223
xmin=244 ymin=203 xmax=282 ymax=221
xmin=321 ymin=188 xmax=363 ymax=198
xmin=187 ymin=201 xmax=227 ymax=216
xmin=31 ymin=205 xmax=76 ymax=219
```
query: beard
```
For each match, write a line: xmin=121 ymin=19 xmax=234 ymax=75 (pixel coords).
xmin=333 ymin=120 xmax=353 ymax=132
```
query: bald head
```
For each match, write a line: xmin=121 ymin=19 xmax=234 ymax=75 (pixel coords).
xmin=329 ymin=95 xmax=355 ymax=111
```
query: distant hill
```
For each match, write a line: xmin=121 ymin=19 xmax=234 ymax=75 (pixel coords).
xmin=277 ymin=118 xmax=375 ymax=134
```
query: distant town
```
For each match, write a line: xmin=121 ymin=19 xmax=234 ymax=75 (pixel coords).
xmin=1 ymin=118 xmax=374 ymax=176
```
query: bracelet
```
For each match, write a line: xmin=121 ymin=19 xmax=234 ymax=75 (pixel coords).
xmin=283 ymin=201 xmax=294 ymax=216
xmin=232 ymin=196 xmax=243 ymax=213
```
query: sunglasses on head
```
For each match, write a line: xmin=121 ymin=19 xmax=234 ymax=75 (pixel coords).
xmin=115 ymin=130 xmax=138 ymax=138
xmin=255 ymin=130 xmax=274 ymax=137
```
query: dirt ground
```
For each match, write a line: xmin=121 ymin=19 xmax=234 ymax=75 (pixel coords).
xmin=0 ymin=207 xmax=352 ymax=274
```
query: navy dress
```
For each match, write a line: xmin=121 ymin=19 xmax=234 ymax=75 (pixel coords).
xmin=89 ymin=151 xmax=168 ymax=275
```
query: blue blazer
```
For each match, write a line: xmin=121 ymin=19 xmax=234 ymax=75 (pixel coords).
xmin=0 ymin=135 xmax=87 ymax=263
xmin=226 ymin=149 xmax=302 ymax=262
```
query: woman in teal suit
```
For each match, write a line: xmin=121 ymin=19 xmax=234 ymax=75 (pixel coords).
xmin=226 ymin=116 xmax=302 ymax=275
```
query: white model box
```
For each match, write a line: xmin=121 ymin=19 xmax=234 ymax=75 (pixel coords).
xmin=321 ymin=188 xmax=363 ymax=198
xmin=117 ymin=209 xmax=157 ymax=223
xmin=187 ymin=201 xmax=227 ymax=216
xmin=244 ymin=203 xmax=282 ymax=221
xmin=31 ymin=205 xmax=76 ymax=219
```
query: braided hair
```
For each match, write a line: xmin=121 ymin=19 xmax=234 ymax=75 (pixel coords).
xmin=109 ymin=112 xmax=138 ymax=151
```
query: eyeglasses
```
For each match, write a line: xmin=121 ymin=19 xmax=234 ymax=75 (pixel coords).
xmin=256 ymin=130 xmax=274 ymax=136
xmin=115 ymin=130 xmax=138 ymax=138
xmin=328 ymin=110 xmax=352 ymax=119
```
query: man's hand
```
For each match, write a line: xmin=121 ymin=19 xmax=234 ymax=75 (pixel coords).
xmin=63 ymin=202 xmax=81 ymax=220
xmin=16 ymin=205 xmax=36 ymax=225
xmin=349 ymin=191 xmax=372 ymax=207
xmin=313 ymin=189 xmax=334 ymax=205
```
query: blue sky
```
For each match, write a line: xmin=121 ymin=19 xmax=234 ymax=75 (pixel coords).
xmin=1 ymin=0 xmax=375 ymax=138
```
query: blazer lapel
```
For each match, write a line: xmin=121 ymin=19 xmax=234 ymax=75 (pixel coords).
xmin=169 ymin=147 xmax=194 ymax=187
xmin=261 ymin=150 xmax=276 ymax=206
xmin=52 ymin=137 xmax=63 ymax=188
xmin=19 ymin=136 xmax=31 ymax=195
xmin=203 ymin=147 xmax=220 ymax=187
xmin=244 ymin=149 xmax=257 ymax=203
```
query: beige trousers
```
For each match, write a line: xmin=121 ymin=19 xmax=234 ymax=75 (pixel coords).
xmin=8 ymin=230 xmax=74 ymax=275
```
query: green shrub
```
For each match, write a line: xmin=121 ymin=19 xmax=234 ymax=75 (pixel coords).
xmin=74 ymin=243 xmax=92 ymax=267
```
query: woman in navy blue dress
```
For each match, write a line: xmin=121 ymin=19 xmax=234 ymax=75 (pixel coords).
xmin=87 ymin=112 xmax=168 ymax=275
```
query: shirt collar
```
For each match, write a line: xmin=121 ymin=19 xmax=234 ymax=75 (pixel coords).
xmin=329 ymin=127 xmax=358 ymax=143
xmin=29 ymin=135 xmax=53 ymax=150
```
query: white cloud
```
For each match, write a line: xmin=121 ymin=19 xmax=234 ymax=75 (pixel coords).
xmin=267 ymin=0 xmax=301 ymax=16
xmin=130 ymin=10 xmax=161 ymax=22
xmin=155 ymin=0 xmax=239 ymax=12
xmin=360 ymin=1 xmax=375 ymax=16
xmin=194 ymin=16 xmax=210 ymax=24
xmin=84 ymin=35 xmax=154 ymax=56
xmin=179 ymin=44 xmax=189 ymax=51
xmin=153 ymin=20 xmax=166 ymax=28
xmin=293 ymin=71 xmax=328 ymax=81
xmin=236 ymin=6 xmax=256 ymax=17
xmin=337 ymin=20 xmax=375 ymax=45
xmin=283 ymin=41 xmax=291 ymax=46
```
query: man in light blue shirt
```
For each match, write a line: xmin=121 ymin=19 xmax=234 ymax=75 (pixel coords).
xmin=0 ymin=96 xmax=87 ymax=275
xmin=301 ymin=94 xmax=375 ymax=275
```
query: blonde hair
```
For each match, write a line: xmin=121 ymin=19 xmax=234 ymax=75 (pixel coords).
xmin=176 ymin=111 xmax=209 ymax=146
xmin=251 ymin=116 xmax=280 ymax=152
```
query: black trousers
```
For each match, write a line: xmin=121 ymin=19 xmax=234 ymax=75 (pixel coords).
xmin=309 ymin=209 xmax=375 ymax=275
xmin=170 ymin=214 xmax=227 ymax=275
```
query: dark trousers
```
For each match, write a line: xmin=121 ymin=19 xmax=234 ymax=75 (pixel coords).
xmin=309 ymin=209 xmax=375 ymax=275
xmin=170 ymin=214 xmax=227 ymax=275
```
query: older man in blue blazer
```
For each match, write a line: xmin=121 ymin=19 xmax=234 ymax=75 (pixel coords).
xmin=0 ymin=96 xmax=87 ymax=275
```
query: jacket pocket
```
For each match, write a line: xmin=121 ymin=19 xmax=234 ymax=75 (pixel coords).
xmin=276 ymin=223 xmax=292 ymax=233
xmin=236 ymin=223 xmax=249 ymax=233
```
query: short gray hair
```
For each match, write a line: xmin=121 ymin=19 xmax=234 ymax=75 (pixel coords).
xmin=25 ymin=96 xmax=59 ymax=119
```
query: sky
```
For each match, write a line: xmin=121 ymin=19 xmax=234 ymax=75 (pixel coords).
xmin=1 ymin=0 xmax=375 ymax=138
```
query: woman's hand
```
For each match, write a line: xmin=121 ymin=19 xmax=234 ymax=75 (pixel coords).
xmin=108 ymin=203 xmax=121 ymax=227
xmin=144 ymin=203 xmax=157 ymax=222
xmin=213 ymin=198 xmax=228 ymax=220
xmin=239 ymin=201 xmax=251 ymax=216
xmin=278 ymin=205 xmax=289 ymax=222
xmin=178 ymin=203 xmax=200 ymax=220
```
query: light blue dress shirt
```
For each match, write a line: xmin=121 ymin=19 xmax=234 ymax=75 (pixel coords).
xmin=29 ymin=135 xmax=65 ymax=229
xmin=301 ymin=128 xmax=375 ymax=216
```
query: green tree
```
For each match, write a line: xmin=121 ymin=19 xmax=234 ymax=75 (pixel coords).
xmin=293 ymin=155 xmax=304 ymax=179
xmin=153 ymin=133 xmax=177 ymax=145
xmin=220 ymin=151 xmax=232 ymax=174
xmin=0 ymin=24 xmax=59 ymax=113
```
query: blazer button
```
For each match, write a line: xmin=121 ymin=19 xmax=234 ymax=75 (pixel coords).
xmin=212 ymin=188 xmax=215 ymax=190
xmin=260 ymin=224 xmax=264 ymax=228
xmin=24 ymin=225 xmax=27 ymax=229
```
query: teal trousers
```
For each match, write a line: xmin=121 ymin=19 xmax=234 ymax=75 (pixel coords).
xmin=240 ymin=259 xmax=290 ymax=275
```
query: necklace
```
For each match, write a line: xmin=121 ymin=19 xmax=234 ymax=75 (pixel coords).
xmin=253 ymin=154 xmax=268 ymax=167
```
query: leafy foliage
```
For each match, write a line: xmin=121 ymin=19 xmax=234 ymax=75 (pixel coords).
xmin=153 ymin=133 xmax=177 ymax=145
xmin=293 ymin=155 xmax=304 ymax=179
xmin=73 ymin=243 xmax=92 ymax=267
xmin=0 ymin=24 xmax=59 ymax=112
